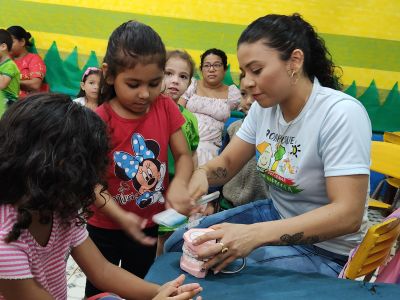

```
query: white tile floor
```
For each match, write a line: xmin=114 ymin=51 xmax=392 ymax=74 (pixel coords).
xmin=66 ymin=208 xmax=396 ymax=299
xmin=66 ymin=258 xmax=86 ymax=300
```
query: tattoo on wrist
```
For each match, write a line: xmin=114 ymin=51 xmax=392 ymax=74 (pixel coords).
xmin=208 ymin=167 xmax=227 ymax=180
xmin=271 ymin=232 xmax=320 ymax=245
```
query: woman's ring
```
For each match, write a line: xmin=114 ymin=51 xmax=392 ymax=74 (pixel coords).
xmin=218 ymin=242 xmax=229 ymax=254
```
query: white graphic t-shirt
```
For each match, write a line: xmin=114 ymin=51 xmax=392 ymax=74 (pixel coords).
xmin=237 ymin=78 xmax=371 ymax=255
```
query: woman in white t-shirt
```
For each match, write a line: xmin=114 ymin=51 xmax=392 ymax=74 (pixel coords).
xmin=165 ymin=13 xmax=371 ymax=277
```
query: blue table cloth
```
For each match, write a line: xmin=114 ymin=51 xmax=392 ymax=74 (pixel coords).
xmin=145 ymin=252 xmax=400 ymax=299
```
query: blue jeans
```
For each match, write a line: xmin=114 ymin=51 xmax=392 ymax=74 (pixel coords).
xmin=164 ymin=200 xmax=347 ymax=277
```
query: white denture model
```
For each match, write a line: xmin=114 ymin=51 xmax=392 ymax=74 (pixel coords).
xmin=180 ymin=228 xmax=215 ymax=278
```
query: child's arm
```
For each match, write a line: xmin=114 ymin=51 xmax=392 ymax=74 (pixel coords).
xmin=177 ymin=97 xmax=187 ymax=107
xmin=93 ymin=185 xmax=157 ymax=245
xmin=168 ymin=129 xmax=194 ymax=215
xmin=20 ymin=78 xmax=42 ymax=92
xmin=0 ymin=278 xmax=54 ymax=300
xmin=72 ymin=237 xmax=202 ymax=300
xmin=192 ymin=151 xmax=198 ymax=169
xmin=0 ymin=74 xmax=11 ymax=90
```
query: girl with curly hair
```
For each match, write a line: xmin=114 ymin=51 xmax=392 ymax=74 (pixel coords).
xmin=0 ymin=94 xmax=201 ymax=300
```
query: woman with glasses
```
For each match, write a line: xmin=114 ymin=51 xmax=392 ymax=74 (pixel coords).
xmin=180 ymin=48 xmax=241 ymax=167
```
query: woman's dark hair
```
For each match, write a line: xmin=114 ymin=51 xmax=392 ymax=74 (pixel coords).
xmin=237 ymin=13 xmax=342 ymax=90
xmin=200 ymin=48 xmax=228 ymax=70
xmin=166 ymin=50 xmax=196 ymax=80
xmin=99 ymin=20 xmax=166 ymax=104
xmin=7 ymin=25 xmax=33 ymax=47
xmin=0 ymin=93 xmax=109 ymax=242
xmin=0 ymin=29 xmax=13 ymax=51
xmin=76 ymin=67 xmax=101 ymax=98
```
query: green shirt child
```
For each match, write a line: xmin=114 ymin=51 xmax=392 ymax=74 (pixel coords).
xmin=0 ymin=58 xmax=20 ymax=113
xmin=168 ymin=104 xmax=199 ymax=179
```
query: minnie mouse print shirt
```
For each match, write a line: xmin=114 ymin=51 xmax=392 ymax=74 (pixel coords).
xmin=89 ymin=95 xmax=185 ymax=229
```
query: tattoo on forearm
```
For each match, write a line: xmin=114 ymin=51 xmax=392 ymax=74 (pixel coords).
xmin=271 ymin=232 xmax=320 ymax=246
xmin=208 ymin=167 xmax=227 ymax=180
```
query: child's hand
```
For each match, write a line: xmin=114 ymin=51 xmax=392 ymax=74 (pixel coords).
xmin=187 ymin=168 xmax=209 ymax=215
xmin=119 ymin=212 xmax=157 ymax=246
xmin=166 ymin=178 xmax=195 ymax=215
xmin=153 ymin=274 xmax=202 ymax=300
xmin=202 ymin=202 xmax=215 ymax=216
xmin=188 ymin=169 xmax=209 ymax=200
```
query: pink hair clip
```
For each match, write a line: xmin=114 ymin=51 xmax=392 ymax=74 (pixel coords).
xmin=82 ymin=67 xmax=100 ymax=81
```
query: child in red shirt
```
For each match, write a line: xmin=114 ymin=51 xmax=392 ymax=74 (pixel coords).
xmin=86 ymin=21 xmax=195 ymax=297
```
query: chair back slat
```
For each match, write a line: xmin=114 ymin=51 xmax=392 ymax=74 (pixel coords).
xmin=371 ymin=141 xmax=400 ymax=179
xmin=344 ymin=217 xmax=400 ymax=279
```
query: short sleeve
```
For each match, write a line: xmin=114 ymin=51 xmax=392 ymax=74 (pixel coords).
xmin=319 ymin=99 xmax=371 ymax=177
xmin=0 ymin=61 xmax=19 ymax=78
xmin=182 ymin=109 xmax=199 ymax=151
xmin=182 ymin=79 xmax=197 ymax=102
xmin=165 ymin=97 xmax=185 ymax=136
xmin=227 ymin=85 xmax=241 ymax=110
xmin=0 ymin=238 xmax=33 ymax=279
xmin=236 ymin=103 xmax=258 ymax=144
xmin=28 ymin=54 xmax=46 ymax=79
xmin=70 ymin=222 xmax=89 ymax=248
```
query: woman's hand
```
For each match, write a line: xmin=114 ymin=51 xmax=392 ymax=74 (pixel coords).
xmin=167 ymin=178 xmax=195 ymax=215
xmin=153 ymin=274 xmax=202 ymax=300
xmin=193 ymin=223 xmax=259 ymax=274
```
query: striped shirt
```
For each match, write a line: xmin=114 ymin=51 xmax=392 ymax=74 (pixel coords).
xmin=0 ymin=205 xmax=88 ymax=300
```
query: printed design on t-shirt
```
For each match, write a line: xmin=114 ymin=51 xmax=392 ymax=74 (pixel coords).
xmin=113 ymin=133 xmax=166 ymax=208
xmin=255 ymin=128 xmax=303 ymax=194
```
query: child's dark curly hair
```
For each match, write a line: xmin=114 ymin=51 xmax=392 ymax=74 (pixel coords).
xmin=0 ymin=93 xmax=109 ymax=242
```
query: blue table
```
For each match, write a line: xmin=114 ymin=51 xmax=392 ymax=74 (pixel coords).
xmin=146 ymin=253 xmax=400 ymax=299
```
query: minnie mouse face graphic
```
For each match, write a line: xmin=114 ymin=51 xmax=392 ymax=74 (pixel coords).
xmin=114 ymin=133 xmax=166 ymax=208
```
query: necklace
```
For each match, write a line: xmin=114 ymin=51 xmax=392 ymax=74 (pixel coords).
xmin=276 ymin=99 xmax=308 ymax=148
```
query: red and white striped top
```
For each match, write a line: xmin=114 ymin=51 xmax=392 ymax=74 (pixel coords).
xmin=0 ymin=205 xmax=88 ymax=300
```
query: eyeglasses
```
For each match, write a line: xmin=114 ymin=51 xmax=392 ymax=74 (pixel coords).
xmin=202 ymin=62 xmax=224 ymax=70
xmin=82 ymin=67 xmax=100 ymax=81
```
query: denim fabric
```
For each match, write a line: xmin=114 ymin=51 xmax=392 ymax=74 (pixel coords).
xmin=164 ymin=199 xmax=346 ymax=277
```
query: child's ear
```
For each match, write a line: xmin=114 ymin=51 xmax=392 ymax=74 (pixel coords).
xmin=80 ymin=81 xmax=85 ymax=90
xmin=102 ymin=63 xmax=114 ymax=84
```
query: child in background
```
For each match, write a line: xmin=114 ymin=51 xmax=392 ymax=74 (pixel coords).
xmin=74 ymin=67 xmax=101 ymax=110
xmin=201 ymin=77 xmax=269 ymax=215
xmin=163 ymin=50 xmax=199 ymax=178
xmin=86 ymin=21 xmax=195 ymax=297
xmin=158 ymin=50 xmax=200 ymax=253
xmin=0 ymin=29 xmax=20 ymax=113
xmin=0 ymin=94 xmax=202 ymax=300
xmin=219 ymin=77 xmax=269 ymax=209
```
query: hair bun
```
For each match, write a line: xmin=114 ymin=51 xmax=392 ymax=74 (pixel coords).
xmin=26 ymin=31 xmax=31 ymax=39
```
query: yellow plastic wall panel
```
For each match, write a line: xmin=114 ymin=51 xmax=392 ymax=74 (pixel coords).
xmin=25 ymin=0 xmax=400 ymax=41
